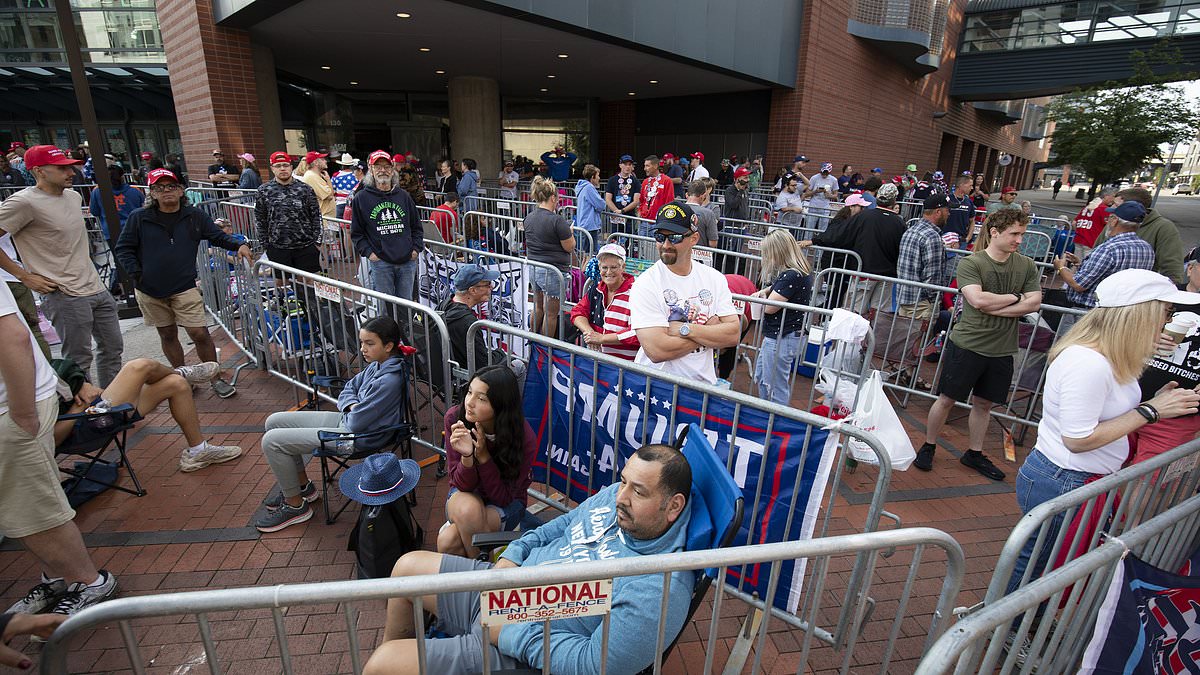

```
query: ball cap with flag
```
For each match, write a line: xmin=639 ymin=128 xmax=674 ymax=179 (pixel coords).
xmin=654 ymin=202 xmax=697 ymax=235
xmin=304 ymin=150 xmax=328 ymax=164
xmin=1095 ymin=269 xmax=1200 ymax=308
xmin=146 ymin=168 xmax=178 ymax=185
xmin=338 ymin=453 xmax=420 ymax=506
xmin=269 ymin=151 xmax=291 ymax=165
xmin=368 ymin=150 xmax=392 ymax=165
xmin=820 ymin=162 xmax=833 ymax=172
xmin=23 ymin=144 xmax=83 ymax=168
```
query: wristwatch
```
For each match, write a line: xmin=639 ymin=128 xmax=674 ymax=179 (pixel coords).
xmin=678 ymin=324 xmax=691 ymax=337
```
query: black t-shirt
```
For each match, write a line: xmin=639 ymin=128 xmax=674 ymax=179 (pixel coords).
xmin=761 ymin=269 xmax=812 ymax=338
xmin=605 ymin=173 xmax=641 ymax=211
xmin=208 ymin=163 xmax=235 ymax=186
xmin=945 ymin=192 xmax=974 ymax=240
xmin=1139 ymin=297 xmax=1200 ymax=411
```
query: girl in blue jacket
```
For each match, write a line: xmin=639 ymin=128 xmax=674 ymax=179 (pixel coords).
xmin=254 ymin=316 xmax=409 ymax=533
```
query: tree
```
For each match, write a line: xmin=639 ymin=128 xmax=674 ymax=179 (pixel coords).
xmin=1046 ymin=41 xmax=1199 ymax=197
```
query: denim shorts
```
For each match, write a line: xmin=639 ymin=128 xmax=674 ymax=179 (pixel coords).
xmin=531 ymin=267 xmax=564 ymax=299
xmin=447 ymin=487 xmax=526 ymax=531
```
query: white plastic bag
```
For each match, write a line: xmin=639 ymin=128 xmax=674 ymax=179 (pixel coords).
xmin=844 ymin=370 xmax=916 ymax=471
xmin=815 ymin=368 xmax=859 ymax=419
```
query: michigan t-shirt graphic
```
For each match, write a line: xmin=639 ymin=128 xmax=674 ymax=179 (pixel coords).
xmin=372 ymin=201 xmax=408 ymax=236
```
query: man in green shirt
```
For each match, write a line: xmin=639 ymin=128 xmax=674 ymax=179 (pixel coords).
xmin=915 ymin=208 xmax=1043 ymax=480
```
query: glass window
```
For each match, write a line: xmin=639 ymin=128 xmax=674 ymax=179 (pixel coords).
xmin=132 ymin=126 xmax=158 ymax=159
xmin=20 ymin=128 xmax=42 ymax=146
xmin=284 ymin=129 xmax=308 ymax=156
xmin=48 ymin=127 xmax=69 ymax=149
xmin=103 ymin=126 xmax=127 ymax=163
xmin=162 ymin=127 xmax=182 ymax=158
xmin=0 ymin=11 xmax=60 ymax=51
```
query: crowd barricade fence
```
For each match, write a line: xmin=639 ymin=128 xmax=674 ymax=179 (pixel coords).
xmin=418 ymin=189 xmax=446 ymax=207
xmin=40 ymin=528 xmax=964 ymax=675
xmin=916 ymin=489 xmax=1200 ymax=675
xmin=464 ymin=320 xmax=902 ymax=650
xmin=810 ymin=267 xmax=1087 ymax=433
xmin=221 ymin=201 xmax=365 ymax=288
xmin=240 ymin=258 xmax=455 ymax=459
xmin=193 ymin=246 xmax=261 ymax=386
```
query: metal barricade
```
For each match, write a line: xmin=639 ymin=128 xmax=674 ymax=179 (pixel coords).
xmin=465 ymin=320 xmax=901 ymax=652
xmin=193 ymin=247 xmax=260 ymax=386
xmin=917 ymin=491 xmax=1200 ymax=675
xmin=810 ymin=267 xmax=1087 ymax=433
xmin=41 ymin=528 xmax=963 ymax=675
xmin=243 ymin=259 xmax=455 ymax=458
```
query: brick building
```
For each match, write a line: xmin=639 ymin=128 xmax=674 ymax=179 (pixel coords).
xmin=0 ymin=0 xmax=1059 ymax=190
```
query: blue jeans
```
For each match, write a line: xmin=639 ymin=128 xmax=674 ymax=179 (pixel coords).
xmin=1004 ymin=449 xmax=1099 ymax=596
xmin=370 ymin=258 xmax=417 ymax=302
xmin=754 ymin=332 xmax=803 ymax=406
xmin=575 ymin=228 xmax=599 ymax=254
xmin=636 ymin=220 xmax=656 ymax=260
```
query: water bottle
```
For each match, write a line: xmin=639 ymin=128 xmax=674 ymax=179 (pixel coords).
xmin=85 ymin=399 xmax=115 ymax=429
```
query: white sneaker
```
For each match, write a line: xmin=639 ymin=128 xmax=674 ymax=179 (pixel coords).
xmin=179 ymin=443 xmax=243 ymax=472
xmin=175 ymin=361 xmax=220 ymax=385
xmin=47 ymin=570 xmax=117 ymax=617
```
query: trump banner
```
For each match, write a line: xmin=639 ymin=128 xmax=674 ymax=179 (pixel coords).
xmin=523 ymin=344 xmax=837 ymax=613
xmin=417 ymin=248 xmax=529 ymax=354
xmin=1080 ymin=550 xmax=1200 ymax=674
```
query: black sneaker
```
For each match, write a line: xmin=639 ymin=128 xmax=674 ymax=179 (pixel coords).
xmin=961 ymin=450 xmax=1006 ymax=481
xmin=262 ymin=481 xmax=319 ymax=511
xmin=913 ymin=443 xmax=935 ymax=471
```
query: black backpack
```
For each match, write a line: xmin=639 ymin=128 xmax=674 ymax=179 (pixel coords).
xmin=347 ymin=498 xmax=425 ymax=579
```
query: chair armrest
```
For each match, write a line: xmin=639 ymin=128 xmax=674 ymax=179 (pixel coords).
xmin=471 ymin=531 xmax=520 ymax=550
xmin=312 ymin=375 xmax=348 ymax=389
xmin=315 ymin=423 xmax=414 ymax=453
xmin=57 ymin=402 xmax=136 ymax=422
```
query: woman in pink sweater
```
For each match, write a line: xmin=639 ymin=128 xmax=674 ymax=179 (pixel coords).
xmin=439 ymin=365 xmax=536 ymax=557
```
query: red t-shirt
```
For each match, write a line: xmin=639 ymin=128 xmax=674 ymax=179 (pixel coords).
xmin=1073 ymin=203 xmax=1108 ymax=248
xmin=429 ymin=203 xmax=459 ymax=243
xmin=639 ymin=173 xmax=675 ymax=221
xmin=724 ymin=274 xmax=758 ymax=321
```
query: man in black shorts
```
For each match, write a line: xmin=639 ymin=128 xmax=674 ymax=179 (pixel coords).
xmin=915 ymin=208 xmax=1042 ymax=480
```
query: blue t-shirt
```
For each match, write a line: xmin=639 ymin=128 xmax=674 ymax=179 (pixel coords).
xmin=761 ymin=269 xmax=812 ymax=338
xmin=666 ymin=164 xmax=685 ymax=198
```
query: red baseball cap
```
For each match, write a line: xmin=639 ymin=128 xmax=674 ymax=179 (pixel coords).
xmin=146 ymin=168 xmax=178 ymax=185
xmin=368 ymin=150 xmax=392 ymax=166
xmin=139 ymin=151 xmax=153 ymax=160
xmin=734 ymin=166 xmax=751 ymax=179
xmin=9 ymin=141 xmax=25 ymax=150
xmin=23 ymin=144 xmax=83 ymax=168
xmin=1002 ymin=185 xmax=1018 ymax=194
xmin=303 ymin=151 xmax=327 ymax=164
xmin=391 ymin=153 xmax=407 ymax=164
xmin=662 ymin=152 xmax=675 ymax=160
xmin=269 ymin=151 xmax=291 ymax=165
xmin=690 ymin=152 xmax=705 ymax=162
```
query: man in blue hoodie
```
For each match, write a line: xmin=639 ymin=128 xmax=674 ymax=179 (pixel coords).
xmin=364 ymin=444 xmax=694 ymax=675
xmin=351 ymin=151 xmax=423 ymax=302
xmin=541 ymin=144 xmax=576 ymax=182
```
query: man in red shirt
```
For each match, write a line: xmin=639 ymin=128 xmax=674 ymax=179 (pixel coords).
xmin=637 ymin=155 xmax=675 ymax=258
xmin=1071 ymin=187 xmax=1116 ymax=259
xmin=717 ymin=273 xmax=758 ymax=380
xmin=428 ymin=192 xmax=460 ymax=243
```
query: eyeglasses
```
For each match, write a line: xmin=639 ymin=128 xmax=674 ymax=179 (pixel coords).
xmin=654 ymin=232 xmax=687 ymax=244
xmin=149 ymin=183 xmax=182 ymax=193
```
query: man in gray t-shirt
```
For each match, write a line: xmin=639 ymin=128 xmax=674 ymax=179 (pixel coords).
xmin=685 ymin=181 xmax=718 ymax=247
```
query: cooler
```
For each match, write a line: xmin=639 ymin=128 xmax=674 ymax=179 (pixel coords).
xmin=797 ymin=326 xmax=831 ymax=378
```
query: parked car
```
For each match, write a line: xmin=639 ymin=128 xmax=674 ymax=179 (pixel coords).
xmin=1174 ymin=183 xmax=1194 ymax=195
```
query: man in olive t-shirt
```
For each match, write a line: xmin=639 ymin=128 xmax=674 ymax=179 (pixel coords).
xmin=915 ymin=209 xmax=1042 ymax=480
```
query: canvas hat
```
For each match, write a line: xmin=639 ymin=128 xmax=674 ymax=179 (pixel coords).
xmin=654 ymin=202 xmax=697 ymax=235
xmin=269 ymin=151 xmax=291 ymax=165
xmin=1110 ymin=201 xmax=1147 ymax=223
xmin=844 ymin=193 xmax=870 ymax=208
xmin=146 ymin=168 xmax=178 ymax=185
xmin=453 ymin=263 xmax=500 ymax=290
xmin=23 ymin=145 xmax=83 ymax=167
xmin=336 ymin=153 xmax=358 ymax=166
xmin=237 ymin=153 xmax=255 ymax=163
xmin=338 ymin=453 xmax=420 ymax=506
xmin=1095 ymin=269 xmax=1200 ymax=308
xmin=368 ymin=150 xmax=392 ymax=165
xmin=596 ymin=242 xmax=627 ymax=261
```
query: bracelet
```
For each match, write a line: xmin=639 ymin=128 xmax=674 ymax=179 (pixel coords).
xmin=461 ymin=449 xmax=475 ymax=458
xmin=1135 ymin=404 xmax=1160 ymax=424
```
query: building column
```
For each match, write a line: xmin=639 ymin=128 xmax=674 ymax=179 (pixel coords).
xmin=156 ymin=0 xmax=273 ymax=181
xmin=448 ymin=76 xmax=502 ymax=178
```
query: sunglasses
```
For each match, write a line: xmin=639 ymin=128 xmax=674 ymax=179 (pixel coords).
xmin=653 ymin=232 xmax=688 ymax=244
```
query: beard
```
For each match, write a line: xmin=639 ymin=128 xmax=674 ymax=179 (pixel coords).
xmin=659 ymin=248 xmax=678 ymax=265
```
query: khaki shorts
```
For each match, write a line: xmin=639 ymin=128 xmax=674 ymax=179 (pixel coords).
xmin=0 ymin=395 xmax=75 ymax=538
xmin=136 ymin=287 xmax=207 ymax=328
xmin=897 ymin=300 xmax=935 ymax=320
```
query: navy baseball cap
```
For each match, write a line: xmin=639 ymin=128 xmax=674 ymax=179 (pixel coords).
xmin=619 ymin=154 xmax=634 ymax=163
xmin=453 ymin=264 xmax=501 ymax=290
xmin=1110 ymin=201 xmax=1147 ymax=223
xmin=654 ymin=202 xmax=697 ymax=235
xmin=794 ymin=155 xmax=808 ymax=163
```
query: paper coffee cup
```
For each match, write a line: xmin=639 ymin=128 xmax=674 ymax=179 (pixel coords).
xmin=1165 ymin=317 xmax=1197 ymax=343
xmin=750 ymin=300 xmax=763 ymax=321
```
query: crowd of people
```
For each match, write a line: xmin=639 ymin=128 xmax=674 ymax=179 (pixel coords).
xmin=0 ymin=134 xmax=1197 ymax=673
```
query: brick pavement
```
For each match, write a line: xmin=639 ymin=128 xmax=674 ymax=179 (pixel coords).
xmin=0 ymin=331 xmax=1029 ymax=674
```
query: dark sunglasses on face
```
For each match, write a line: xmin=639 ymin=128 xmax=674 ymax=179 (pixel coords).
xmin=654 ymin=232 xmax=687 ymax=244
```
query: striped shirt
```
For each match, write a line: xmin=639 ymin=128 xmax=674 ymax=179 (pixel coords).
xmin=569 ymin=273 xmax=640 ymax=360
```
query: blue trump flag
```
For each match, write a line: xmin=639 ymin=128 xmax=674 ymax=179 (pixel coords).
xmin=522 ymin=344 xmax=837 ymax=612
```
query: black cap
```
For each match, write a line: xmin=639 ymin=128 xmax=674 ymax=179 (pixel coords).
xmin=923 ymin=193 xmax=952 ymax=210
xmin=654 ymin=202 xmax=697 ymax=235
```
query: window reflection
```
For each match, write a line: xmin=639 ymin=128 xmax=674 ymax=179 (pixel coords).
xmin=962 ymin=0 xmax=1200 ymax=52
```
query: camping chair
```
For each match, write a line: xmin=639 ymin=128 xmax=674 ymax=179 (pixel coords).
xmin=310 ymin=358 xmax=418 ymax=524
xmin=56 ymin=403 xmax=146 ymax=498
xmin=472 ymin=422 xmax=744 ymax=675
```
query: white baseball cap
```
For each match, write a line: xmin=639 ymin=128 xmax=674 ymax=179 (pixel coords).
xmin=1095 ymin=269 xmax=1200 ymax=308
xmin=596 ymin=243 xmax=627 ymax=261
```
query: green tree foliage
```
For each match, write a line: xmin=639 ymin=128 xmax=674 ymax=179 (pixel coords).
xmin=1047 ymin=40 xmax=1199 ymax=193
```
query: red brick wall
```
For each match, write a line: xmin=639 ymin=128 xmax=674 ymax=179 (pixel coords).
xmin=157 ymin=0 xmax=267 ymax=182
xmin=765 ymin=0 xmax=1051 ymax=184
xmin=598 ymin=101 xmax=636 ymax=174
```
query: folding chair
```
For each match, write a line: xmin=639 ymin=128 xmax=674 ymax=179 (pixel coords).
xmin=56 ymin=403 xmax=146 ymax=498
xmin=472 ymin=422 xmax=745 ymax=675
xmin=310 ymin=367 xmax=417 ymax=524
